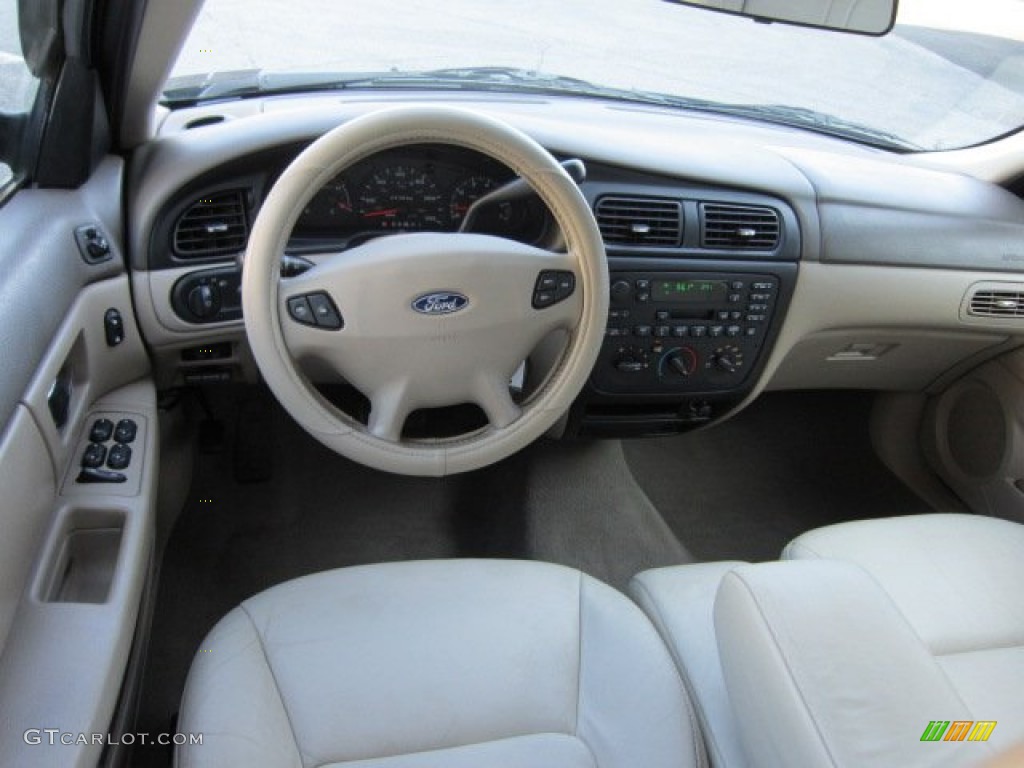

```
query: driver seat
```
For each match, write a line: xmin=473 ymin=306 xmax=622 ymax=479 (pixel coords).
xmin=174 ymin=559 xmax=704 ymax=768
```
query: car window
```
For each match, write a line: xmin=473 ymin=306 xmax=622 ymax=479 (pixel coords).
xmin=0 ymin=4 xmax=41 ymax=186
xmin=165 ymin=0 xmax=1024 ymax=152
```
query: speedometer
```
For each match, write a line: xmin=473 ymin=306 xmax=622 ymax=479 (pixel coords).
xmin=357 ymin=165 xmax=445 ymax=231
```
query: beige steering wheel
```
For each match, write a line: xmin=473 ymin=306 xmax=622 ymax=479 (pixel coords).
xmin=243 ymin=106 xmax=608 ymax=476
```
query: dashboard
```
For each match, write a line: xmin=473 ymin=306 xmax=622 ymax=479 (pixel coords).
xmin=128 ymin=93 xmax=1024 ymax=439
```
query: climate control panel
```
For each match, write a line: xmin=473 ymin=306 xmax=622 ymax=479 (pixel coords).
xmin=591 ymin=271 xmax=782 ymax=395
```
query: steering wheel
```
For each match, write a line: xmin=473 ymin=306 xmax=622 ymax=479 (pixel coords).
xmin=242 ymin=106 xmax=608 ymax=476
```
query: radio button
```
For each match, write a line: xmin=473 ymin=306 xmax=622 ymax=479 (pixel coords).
xmin=655 ymin=310 xmax=670 ymax=321
xmin=635 ymin=279 xmax=651 ymax=290
xmin=728 ymin=293 xmax=742 ymax=303
xmin=654 ymin=326 xmax=671 ymax=337
xmin=731 ymin=281 xmax=745 ymax=290
xmin=730 ymin=311 xmax=743 ymax=321
xmin=691 ymin=326 xmax=707 ymax=337
xmin=636 ymin=292 xmax=651 ymax=303
xmin=745 ymin=327 xmax=758 ymax=337
xmin=634 ymin=325 xmax=653 ymax=337
xmin=710 ymin=326 xmax=724 ymax=338
xmin=716 ymin=310 xmax=730 ymax=321
xmin=672 ymin=325 xmax=689 ymax=337
xmin=726 ymin=326 xmax=741 ymax=337
xmin=746 ymin=314 xmax=766 ymax=323
xmin=749 ymin=303 xmax=768 ymax=311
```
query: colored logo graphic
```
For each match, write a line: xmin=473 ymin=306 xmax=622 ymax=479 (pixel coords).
xmin=921 ymin=721 xmax=997 ymax=742
xmin=411 ymin=292 xmax=469 ymax=315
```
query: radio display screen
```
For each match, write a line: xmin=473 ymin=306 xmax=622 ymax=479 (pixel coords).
xmin=652 ymin=280 xmax=728 ymax=303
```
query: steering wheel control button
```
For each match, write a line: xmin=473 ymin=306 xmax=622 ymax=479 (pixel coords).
xmin=288 ymin=293 xmax=344 ymax=329
xmin=532 ymin=270 xmax=575 ymax=309
xmin=107 ymin=444 xmax=132 ymax=471
xmin=306 ymin=292 xmax=344 ymax=329
xmin=114 ymin=419 xmax=138 ymax=444
xmin=287 ymin=296 xmax=315 ymax=326
xmin=90 ymin=418 xmax=115 ymax=443
xmin=82 ymin=443 xmax=107 ymax=469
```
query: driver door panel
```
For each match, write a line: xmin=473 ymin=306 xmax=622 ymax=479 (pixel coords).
xmin=0 ymin=158 xmax=159 ymax=767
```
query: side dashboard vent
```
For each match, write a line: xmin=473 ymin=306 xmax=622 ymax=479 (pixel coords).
xmin=173 ymin=190 xmax=249 ymax=258
xmin=595 ymin=196 xmax=682 ymax=247
xmin=700 ymin=203 xmax=780 ymax=250
xmin=968 ymin=288 xmax=1024 ymax=318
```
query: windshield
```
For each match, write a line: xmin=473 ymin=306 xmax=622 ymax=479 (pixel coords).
xmin=166 ymin=0 xmax=1024 ymax=152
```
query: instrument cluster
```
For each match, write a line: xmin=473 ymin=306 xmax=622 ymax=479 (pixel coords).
xmin=291 ymin=144 xmax=549 ymax=244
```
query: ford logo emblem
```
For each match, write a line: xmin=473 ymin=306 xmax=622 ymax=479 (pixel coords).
xmin=411 ymin=292 xmax=469 ymax=315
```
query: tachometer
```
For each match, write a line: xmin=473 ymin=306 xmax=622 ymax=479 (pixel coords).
xmin=300 ymin=177 xmax=354 ymax=230
xmin=357 ymin=165 xmax=445 ymax=231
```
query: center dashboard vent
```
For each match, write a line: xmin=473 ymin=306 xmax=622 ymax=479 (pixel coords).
xmin=173 ymin=190 xmax=249 ymax=258
xmin=595 ymin=196 xmax=682 ymax=247
xmin=700 ymin=203 xmax=780 ymax=250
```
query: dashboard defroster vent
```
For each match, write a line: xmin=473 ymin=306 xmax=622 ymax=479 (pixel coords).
xmin=173 ymin=190 xmax=249 ymax=258
xmin=595 ymin=196 xmax=682 ymax=247
xmin=700 ymin=203 xmax=780 ymax=250
xmin=968 ymin=288 xmax=1024 ymax=318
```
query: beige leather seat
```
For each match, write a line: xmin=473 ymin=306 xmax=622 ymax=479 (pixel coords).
xmin=633 ymin=514 xmax=1024 ymax=768
xmin=175 ymin=559 xmax=704 ymax=768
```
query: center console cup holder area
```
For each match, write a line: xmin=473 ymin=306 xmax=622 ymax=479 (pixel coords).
xmin=38 ymin=508 xmax=126 ymax=604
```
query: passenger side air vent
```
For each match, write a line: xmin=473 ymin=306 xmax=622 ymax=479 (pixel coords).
xmin=968 ymin=288 xmax=1024 ymax=318
xmin=700 ymin=203 xmax=780 ymax=250
xmin=595 ymin=196 xmax=682 ymax=247
xmin=173 ymin=190 xmax=249 ymax=258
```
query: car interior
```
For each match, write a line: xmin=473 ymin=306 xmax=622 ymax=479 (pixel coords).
xmin=2 ymin=0 xmax=1024 ymax=766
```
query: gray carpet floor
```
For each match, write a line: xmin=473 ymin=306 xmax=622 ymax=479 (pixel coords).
xmin=134 ymin=387 xmax=932 ymax=765
xmin=623 ymin=390 xmax=935 ymax=561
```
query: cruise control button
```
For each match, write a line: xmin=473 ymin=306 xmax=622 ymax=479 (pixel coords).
xmin=114 ymin=418 xmax=137 ymax=444
xmin=307 ymin=293 xmax=344 ymax=329
xmin=287 ymin=296 xmax=315 ymax=326
xmin=533 ymin=270 xmax=575 ymax=309
xmin=107 ymin=444 xmax=132 ymax=471
xmin=82 ymin=442 xmax=107 ymax=469
xmin=90 ymin=418 xmax=114 ymax=443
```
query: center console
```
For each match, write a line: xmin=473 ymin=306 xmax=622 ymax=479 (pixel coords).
xmin=570 ymin=259 xmax=797 ymax=437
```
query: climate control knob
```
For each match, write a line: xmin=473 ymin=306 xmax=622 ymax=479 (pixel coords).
xmin=660 ymin=346 xmax=698 ymax=378
xmin=710 ymin=345 xmax=744 ymax=374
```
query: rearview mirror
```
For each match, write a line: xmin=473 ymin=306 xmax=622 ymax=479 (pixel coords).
xmin=666 ymin=0 xmax=898 ymax=36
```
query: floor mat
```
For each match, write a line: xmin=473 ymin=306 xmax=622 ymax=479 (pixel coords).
xmin=133 ymin=394 xmax=690 ymax=766
xmin=623 ymin=390 xmax=935 ymax=562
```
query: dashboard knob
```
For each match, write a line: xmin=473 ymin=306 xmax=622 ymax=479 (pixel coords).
xmin=186 ymin=283 xmax=221 ymax=320
xmin=610 ymin=279 xmax=632 ymax=304
xmin=661 ymin=347 xmax=698 ymax=377
xmin=711 ymin=345 xmax=744 ymax=374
